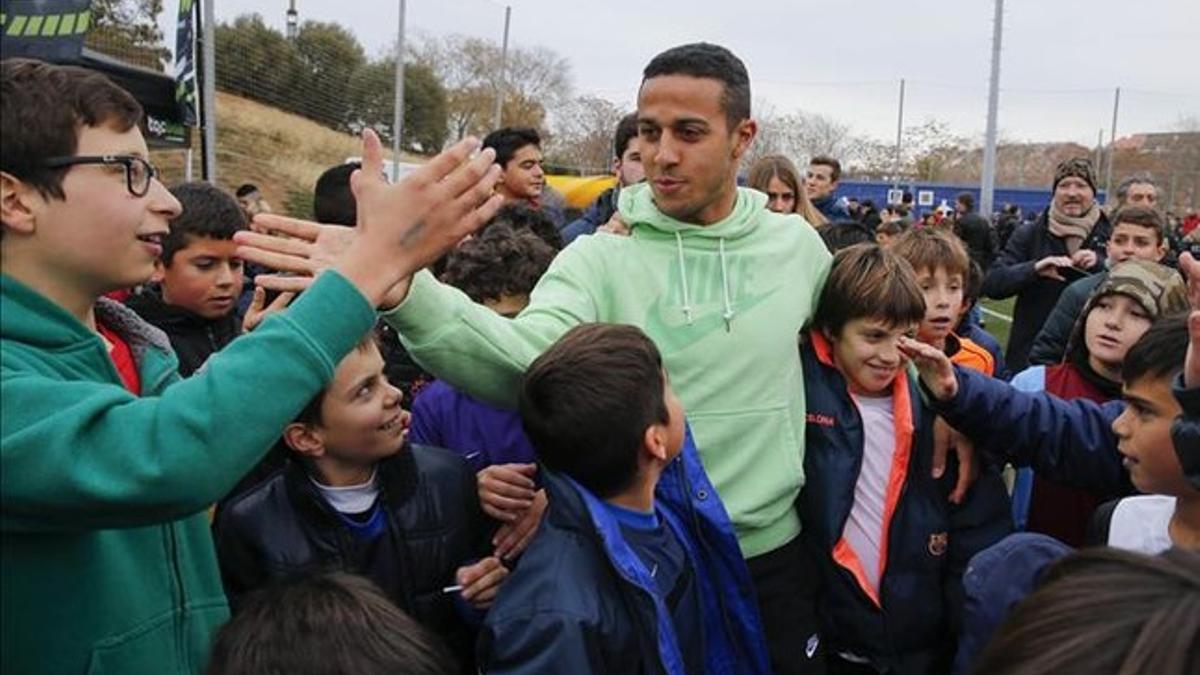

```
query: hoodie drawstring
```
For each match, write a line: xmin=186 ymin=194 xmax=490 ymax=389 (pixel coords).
xmin=675 ymin=232 xmax=694 ymax=325
xmin=719 ymin=238 xmax=735 ymax=332
xmin=674 ymin=232 xmax=736 ymax=331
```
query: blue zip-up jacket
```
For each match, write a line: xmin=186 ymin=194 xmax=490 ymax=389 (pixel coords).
xmin=927 ymin=367 xmax=1129 ymax=495
xmin=478 ymin=427 xmax=771 ymax=674
xmin=798 ymin=334 xmax=1011 ymax=674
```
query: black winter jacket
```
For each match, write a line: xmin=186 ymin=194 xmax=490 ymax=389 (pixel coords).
xmin=125 ymin=288 xmax=241 ymax=376
xmin=953 ymin=212 xmax=996 ymax=271
xmin=981 ymin=209 xmax=1110 ymax=372
xmin=213 ymin=445 xmax=489 ymax=669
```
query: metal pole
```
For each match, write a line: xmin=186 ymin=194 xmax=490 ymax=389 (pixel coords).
xmin=1104 ymin=86 xmax=1120 ymax=204
xmin=198 ymin=0 xmax=217 ymax=182
xmin=184 ymin=148 xmax=194 ymax=182
xmin=391 ymin=0 xmax=406 ymax=183
xmin=492 ymin=5 xmax=511 ymax=130
xmin=891 ymin=78 xmax=905 ymax=192
xmin=979 ymin=0 xmax=1004 ymax=217
xmin=1093 ymin=128 xmax=1103 ymax=174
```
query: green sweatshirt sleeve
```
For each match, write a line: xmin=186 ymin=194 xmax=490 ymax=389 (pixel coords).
xmin=383 ymin=240 xmax=602 ymax=407
xmin=0 ymin=271 xmax=376 ymax=533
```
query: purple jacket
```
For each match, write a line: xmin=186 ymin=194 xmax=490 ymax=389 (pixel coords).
xmin=410 ymin=380 xmax=537 ymax=471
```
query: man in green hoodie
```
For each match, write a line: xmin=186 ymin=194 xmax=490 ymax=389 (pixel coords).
xmin=241 ymin=43 xmax=834 ymax=674
xmin=0 ymin=59 xmax=503 ymax=674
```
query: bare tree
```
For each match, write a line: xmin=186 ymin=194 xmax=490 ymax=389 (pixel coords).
xmin=546 ymin=95 xmax=625 ymax=174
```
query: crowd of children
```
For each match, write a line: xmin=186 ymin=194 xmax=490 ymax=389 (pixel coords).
xmin=2 ymin=46 xmax=1198 ymax=675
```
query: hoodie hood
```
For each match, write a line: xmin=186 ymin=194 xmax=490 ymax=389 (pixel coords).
xmin=618 ymin=182 xmax=769 ymax=242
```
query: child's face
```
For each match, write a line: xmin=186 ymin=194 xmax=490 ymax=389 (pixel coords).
xmin=16 ymin=124 xmax=181 ymax=294
xmin=1084 ymin=293 xmax=1153 ymax=375
xmin=314 ymin=342 xmax=409 ymax=464
xmin=915 ymin=267 xmax=964 ymax=346
xmin=159 ymin=236 xmax=244 ymax=318
xmin=1108 ymin=223 xmax=1166 ymax=264
xmin=1113 ymin=375 xmax=1191 ymax=496
xmin=829 ymin=317 xmax=915 ymax=397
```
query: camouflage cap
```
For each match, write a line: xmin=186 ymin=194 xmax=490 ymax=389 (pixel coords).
xmin=1089 ymin=259 xmax=1188 ymax=319
xmin=1053 ymin=157 xmax=1098 ymax=194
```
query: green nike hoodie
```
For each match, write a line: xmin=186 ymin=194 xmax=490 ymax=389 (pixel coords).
xmin=1 ymin=271 xmax=375 ymax=674
xmin=385 ymin=184 xmax=832 ymax=557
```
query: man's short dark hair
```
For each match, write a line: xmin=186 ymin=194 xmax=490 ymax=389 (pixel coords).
xmin=956 ymin=192 xmax=975 ymax=211
xmin=642 ymin=43 xmax=751 ymax=128
xmin=235 ymin=184 xmax=260 ymax=198
xmin=1122 ymin=313 xmax=1187 ymax=384
xmin=519 ymin=324 xmax=669 ymax=498
xmin=441 ymin=223 xmax=555 ymax=304
xmin=162 ymin=182 xmax=248 ymax=265
xmin=613 ymin=112 xmax=639 ymax=159
xmin=809 ymin=156 xmax=842 ymax=183
xmin=482 ymin=127 xmax=541 ymax=169
xmin=478 ymin=202 xmax=563 ymax=250
xmin=313 ymin=162 xmax=360 ymax=226
xmin=1 ymin=58 xmax=142 ymax=201
xmin=206 ymin=572 xmax=456 ymax=675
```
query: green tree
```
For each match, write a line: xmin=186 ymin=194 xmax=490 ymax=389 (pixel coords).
xmin=85 ymin=0 xmax=171 ymax=71
xmin=348 ymin=59 xmax=448 ymax=153
xmin=214 ymin=14 xmax=306 ymax=115
xmin=293 ymin=21 xmax=366 ymax=129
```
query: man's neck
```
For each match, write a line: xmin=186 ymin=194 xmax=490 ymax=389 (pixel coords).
xmin=1170 ymin=493 xmax=1200 ymax=549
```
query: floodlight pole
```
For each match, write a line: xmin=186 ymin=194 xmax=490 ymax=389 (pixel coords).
xmin=980 ymin=0 xmax=1004 ymax=217
xmin=391 ymin=0 xmax=406 ymax=182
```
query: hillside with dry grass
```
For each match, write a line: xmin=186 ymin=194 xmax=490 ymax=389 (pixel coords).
xmin=152 ymin=91 xmax=422 ymax=219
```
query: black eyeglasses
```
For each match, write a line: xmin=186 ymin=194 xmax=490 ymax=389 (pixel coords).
xmin=42 ymin=155 xmax=158 ymax=197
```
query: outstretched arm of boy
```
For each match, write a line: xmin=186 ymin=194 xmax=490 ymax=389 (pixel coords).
xmin=900 ymin=337 xmax=1128 ymax=494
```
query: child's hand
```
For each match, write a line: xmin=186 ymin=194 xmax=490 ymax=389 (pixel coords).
xmin=477 ymin=463 xmax=538 ymax=522
xmin=493 ymin=489 xmax=547 ymax=561
xmin=1181 ymin=253 xmax=1200 ymax=388
xmin=241 ymin=286 xmax=295 ymax=332
xmin=898 ymin=336 xmax=958 ymax=400
xmin=932 ymin=418 xmax=978 ymax=504
xmin=455 ymin=556 xmax=509 ymax=610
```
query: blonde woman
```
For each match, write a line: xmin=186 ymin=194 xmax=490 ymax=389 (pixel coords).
xmin=747 ymin=155 xmax=827 ymax=227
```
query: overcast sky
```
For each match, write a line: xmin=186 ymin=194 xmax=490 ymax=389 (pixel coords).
xmin=188 ymin=0 xmax=1199 ymax=146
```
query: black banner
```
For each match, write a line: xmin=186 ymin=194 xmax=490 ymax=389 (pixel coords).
xmin=173 ymin=0 xmax=196 ymax=125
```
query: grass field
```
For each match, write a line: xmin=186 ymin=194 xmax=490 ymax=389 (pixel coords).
xmin=979 ymin=296 xmax=1016 ymax=351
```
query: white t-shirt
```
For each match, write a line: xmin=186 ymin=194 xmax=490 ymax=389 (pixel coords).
xmin=1107 ymin=494 xmax=1175 ymax=555
xmin=842 ymin=394 xmax=896 ymax=594
xmin=309 ymin=470 xmax=380 ymax=514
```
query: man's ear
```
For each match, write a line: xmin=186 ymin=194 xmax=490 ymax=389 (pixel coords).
xmin=283 ymin=423 xmax=325 ymax=459
xmin=611 ymin=156 xmax=622 ymax=176
xmin=1 ymin=172 xmax=41 ymax=235
xmin=642 ymin=424 xmax=670 ymax=463
xmin=731 ymin=118 xmax=758 ymax=161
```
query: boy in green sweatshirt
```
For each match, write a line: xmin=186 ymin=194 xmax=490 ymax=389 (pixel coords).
xmin=240 ymin=42 xmax=833 ymax=675
xmin=0 ymin=59 xmax=502 ymax=674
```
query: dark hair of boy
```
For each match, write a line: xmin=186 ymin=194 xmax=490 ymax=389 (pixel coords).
xmin=889 ymin=226 xmax=971 ymax=280
xmin=809 ymin=155 xmax=842 ymax=183
xmin=518 ymin=324 xmax=669 ymax=498
xmin=818 ymin=220 xmax=875 ymax=253
xmin=972 ymin=547 xmax=1200 ymax=675
xmin=642 ymin=42 xmax=750 ymax=127
xmin=964 ymin=259 xmax=985 ymax=305
xmin=441 ymin=223 xmax=555 ymax=305
xmin=161 ymin=182 xmax=248 ymax=265
xmin=956 ymin=192 xmax=975 ymax=211
xmin=1122 ymin=312 xmax=1188 ymax=384
xmin=234 ymin=184 xmax=259 ymax=198
xmin=313 ymin=161 xmax=361 ymax=226
xmin=0 ymin=58 xmax=141 ymax=201
xmin=206 ymin=572 xmax=457 ymax=675
xmin=478 ymin=201 xmax=563 ymax=250
xmin=876 ymin=220 xmax=905 ymax=238
xmin=812 ymin=243 xmax=926 ymax=337
xmin=1110 ymin=204 xmax=1166 ymax=244
xmin=481 ymin=127 xmax=541 ymax=169
xmin=613 ymin=112 xmax=639 ymax=159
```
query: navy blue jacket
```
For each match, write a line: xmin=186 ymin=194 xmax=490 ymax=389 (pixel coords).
xmin=928 ymin=366 xmax=1129 ymax=495
xmin=561 ymin=186 xmax=619 ymax=245
xmin=799 ymin=335 xmax=1011 ymax=674
xmin=478 ymin=427 xmax=770 ymax=674
xmin=812 ymin=194 xmax=852 ymax=222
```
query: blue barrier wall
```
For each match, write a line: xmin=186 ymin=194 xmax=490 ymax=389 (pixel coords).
xmin=835 ymin=180 xmax=1106 ymax=218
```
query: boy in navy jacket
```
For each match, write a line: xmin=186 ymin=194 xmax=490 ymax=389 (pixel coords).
xmin=799 ymin=245 xmax=1011 ymax=674
xmin=479 ymin=324 xmax=770 ymax=674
